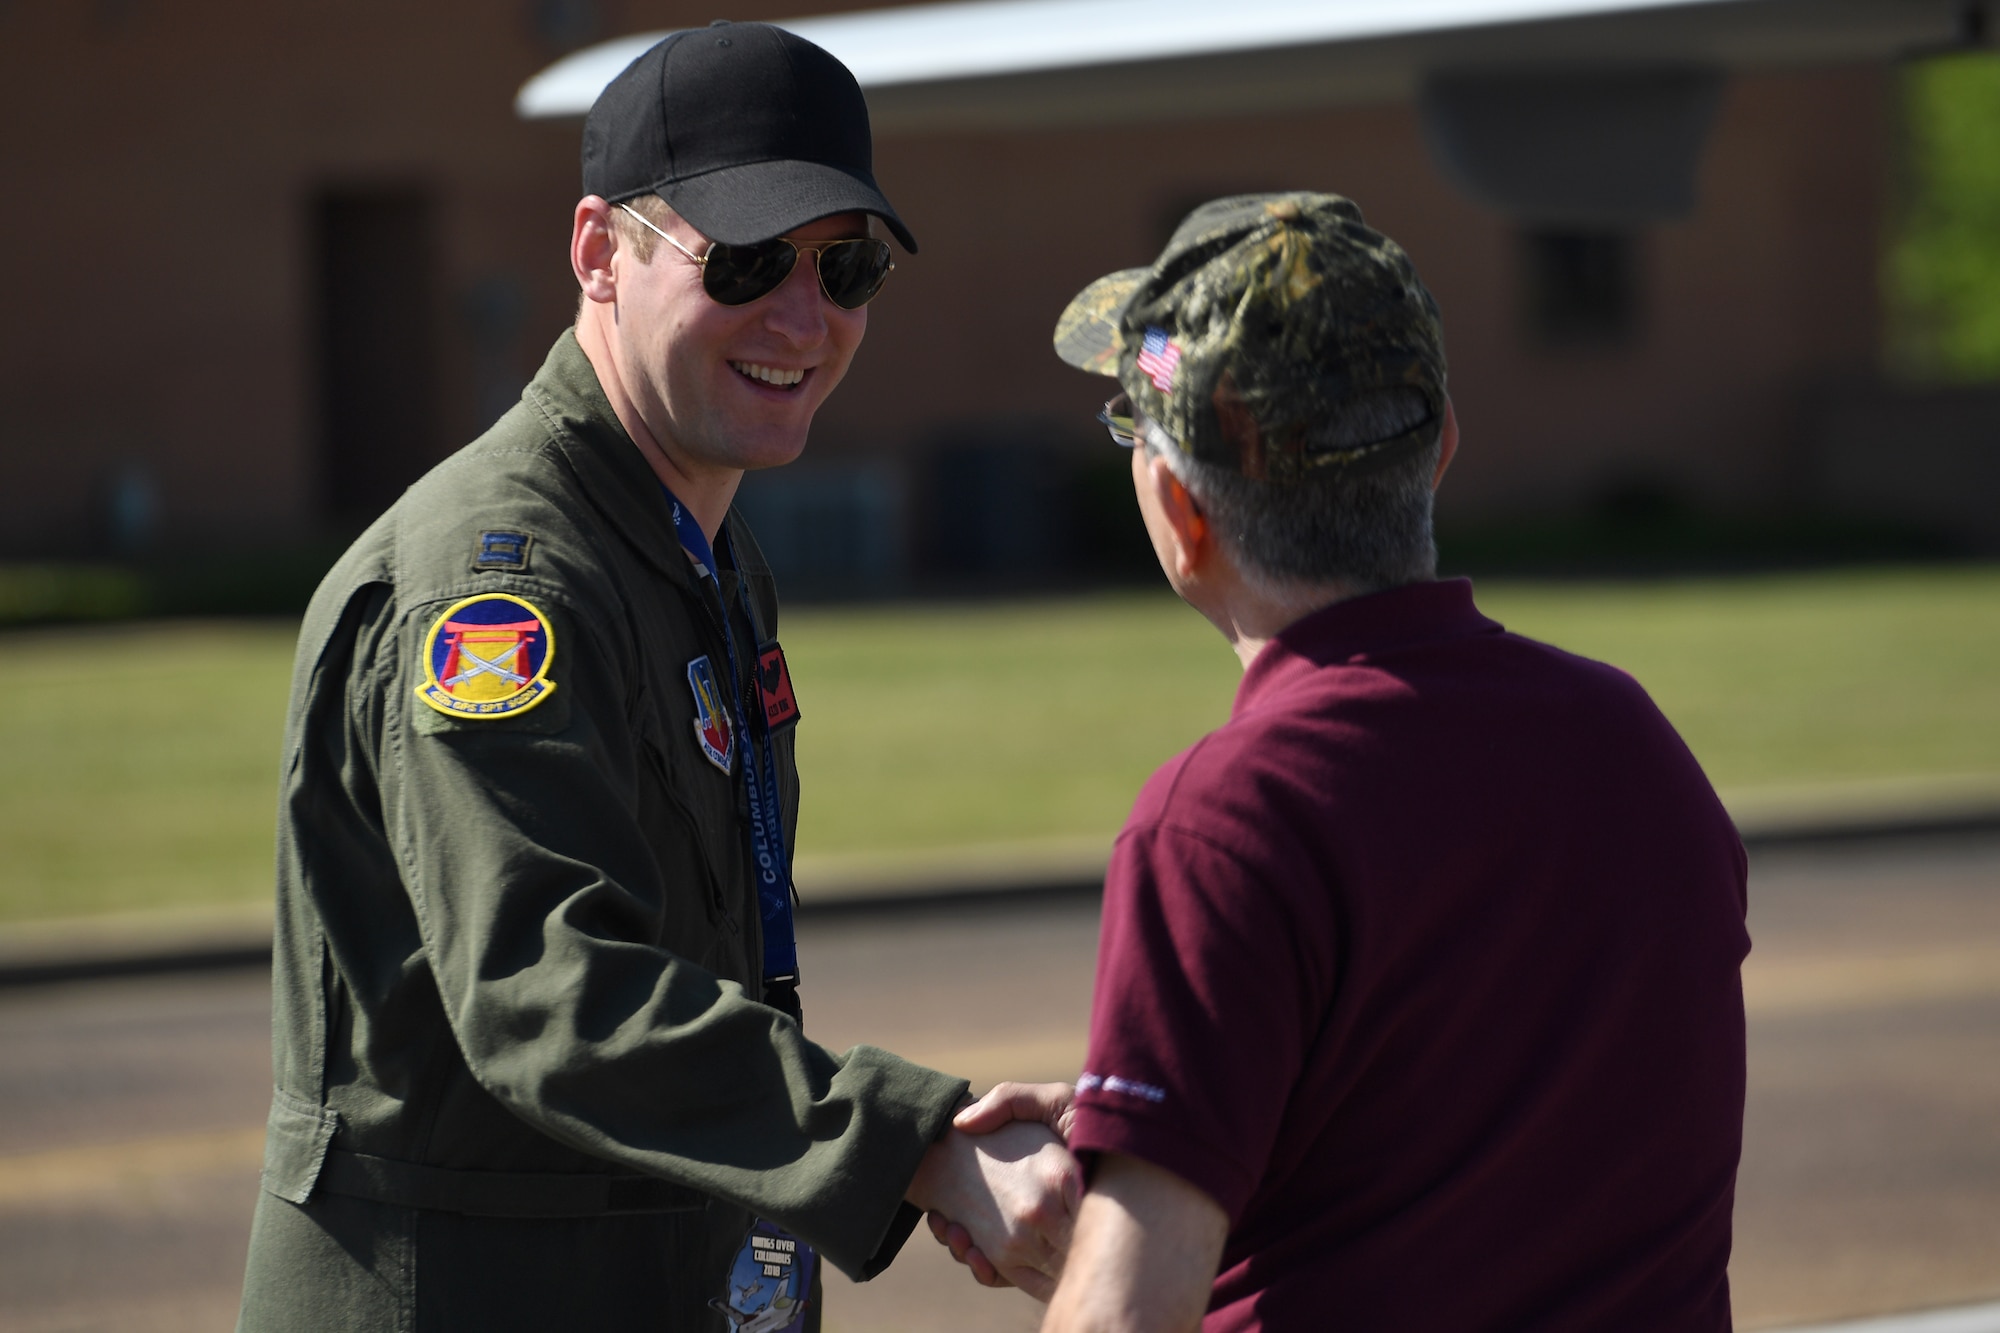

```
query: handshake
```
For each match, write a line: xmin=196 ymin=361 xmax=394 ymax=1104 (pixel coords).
xmin=902 ymin=1081 xmax=1080 ymax=1301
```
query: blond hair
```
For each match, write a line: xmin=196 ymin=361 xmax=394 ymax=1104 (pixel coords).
xmin=611 ymin=194 xmax=673 ymax=264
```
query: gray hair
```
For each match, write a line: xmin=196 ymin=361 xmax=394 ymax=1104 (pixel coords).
xmin=1141 ymin=388 xmax=1442 ymax=597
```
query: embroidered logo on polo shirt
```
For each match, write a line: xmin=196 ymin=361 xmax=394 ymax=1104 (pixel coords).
xmin=1077 ymin=1072 xmax=1168 ymax=1104
xmin=414 ymin=593 xmax=557 ymax=719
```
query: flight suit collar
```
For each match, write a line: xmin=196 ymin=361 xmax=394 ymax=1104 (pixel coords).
xmin=523 ymin=331 xmax=778 ymax=651
xmin=525 ymin=329 xmax=702 ymax=591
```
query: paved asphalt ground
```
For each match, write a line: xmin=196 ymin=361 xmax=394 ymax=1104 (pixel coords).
xmin=0 ymin=834 xmax=1996 ymax=1332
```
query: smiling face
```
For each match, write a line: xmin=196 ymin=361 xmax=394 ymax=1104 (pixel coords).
xmin=604 ymin=207 xmax=870 ymax=481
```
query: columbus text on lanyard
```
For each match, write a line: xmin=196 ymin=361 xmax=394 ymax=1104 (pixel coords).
xmin=661 ymin=484 xmax=800 ymax=986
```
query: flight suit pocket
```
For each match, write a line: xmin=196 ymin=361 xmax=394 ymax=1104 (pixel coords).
xmin=259 ymin=1087 xmax=342 ymax=1205
xmin=640 ymin=738 xmax=735 ymax=941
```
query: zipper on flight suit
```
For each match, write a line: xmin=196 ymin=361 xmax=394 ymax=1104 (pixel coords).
xmin=698 ymin=571 xmax=772 ymax=952
xmin=662 ymin=572 xmax=748 ymax=936
xmin=642 ymin=738 xmax=737 ymax=936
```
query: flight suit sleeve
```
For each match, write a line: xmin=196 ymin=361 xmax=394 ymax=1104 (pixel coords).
xmin=374 ymin=583 xmax=967 ymax=1279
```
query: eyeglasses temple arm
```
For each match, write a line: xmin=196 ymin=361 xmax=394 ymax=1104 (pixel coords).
xmin=616 ymin=203 xmax=706 ymax=266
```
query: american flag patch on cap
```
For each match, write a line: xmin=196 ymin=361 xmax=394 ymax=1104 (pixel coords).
xmin=1136 ymin=326 xmax=1182 ymax=392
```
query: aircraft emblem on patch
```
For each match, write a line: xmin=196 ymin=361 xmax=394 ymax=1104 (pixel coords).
xmin=414 ymin=593 xmax=557 ymax=719
xmin=687 ymin=655 xmax=735 ymax=773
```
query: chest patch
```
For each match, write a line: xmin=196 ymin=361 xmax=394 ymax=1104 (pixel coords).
xmin=414 ymin=593 xmax=557 ymax=719
xmin=687 ymin=655 xmax=735 ymax=773
xmin=755 ymin=642 xmax=800 ymax=731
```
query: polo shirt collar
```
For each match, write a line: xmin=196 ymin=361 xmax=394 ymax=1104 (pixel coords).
xmin=1235 ymin=578 xmax=1502 ymax=716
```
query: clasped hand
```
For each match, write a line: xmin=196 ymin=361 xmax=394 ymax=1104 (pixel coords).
xmin=903 ymin=1081 xmax=1078 ymax=1301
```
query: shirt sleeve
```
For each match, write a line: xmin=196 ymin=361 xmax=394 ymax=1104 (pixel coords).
xmin=374 ymin=586 xmax=966 ymax=1280
xmin=1069 ymin=818 xmax=1332 ymax=1226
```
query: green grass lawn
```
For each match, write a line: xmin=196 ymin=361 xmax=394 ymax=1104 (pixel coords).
xmin=0 ymin=621 xmax=296 ymax=921
xmin=1475 ymin=567 xmax=2000 ymax=789
xmin=1 ymin=566 xmax=1995 ymax=922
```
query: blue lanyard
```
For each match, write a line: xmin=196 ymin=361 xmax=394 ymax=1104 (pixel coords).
xmin=660 ymin=484 xmax=800 ymax=984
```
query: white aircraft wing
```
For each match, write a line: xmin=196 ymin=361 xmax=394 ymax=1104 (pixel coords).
xmin=516 ymin=0 xmax=1973 ymax=130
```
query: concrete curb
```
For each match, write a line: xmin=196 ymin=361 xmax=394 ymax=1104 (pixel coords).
xmin=0 ymin=901 xmax=275 ymax=988
xmin=1768 ymin=1298 xmax=2000 ymax=1332
xmin=4 ymin=777 xmax=1997 ymax=988
xmin=1725 ymin=774 xmax=2000 ymax=850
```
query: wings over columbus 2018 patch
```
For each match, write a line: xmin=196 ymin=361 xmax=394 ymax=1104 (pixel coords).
xmin=414 ymin=593 xmax=558 ymax=719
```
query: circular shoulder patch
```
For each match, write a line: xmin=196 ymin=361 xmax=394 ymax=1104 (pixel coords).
xmin=414 ymin=593 xmax=558 ymax=720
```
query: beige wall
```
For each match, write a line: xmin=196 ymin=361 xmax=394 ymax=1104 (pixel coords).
xmin=828 ymin=64 xmax=1889 ymax=524
xmin=0 ymin=0 xmax=869 ymax=554
xmin=0 ymin=0 xmax=1887 ymax=555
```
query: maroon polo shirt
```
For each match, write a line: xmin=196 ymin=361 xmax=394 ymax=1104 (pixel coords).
xmin=1070 ymin=579 xmax=1748 ymax=1332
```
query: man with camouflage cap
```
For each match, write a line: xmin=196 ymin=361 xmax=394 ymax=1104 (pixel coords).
xmin=1030 ymin=193 xmax=1750 ymax=1330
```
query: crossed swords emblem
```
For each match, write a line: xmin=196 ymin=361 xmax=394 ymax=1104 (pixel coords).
xmin=443 ymin=634 xmax=531 ymax=688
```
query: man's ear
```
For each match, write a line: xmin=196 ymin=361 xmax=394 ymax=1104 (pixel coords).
xmin=572 ymin=196 xmax=619 ymax=305
xmin=1146 ymin=453 xmax=1209 ymax=581
xmin=1433 ymin=399 xmax=1460 ymax=491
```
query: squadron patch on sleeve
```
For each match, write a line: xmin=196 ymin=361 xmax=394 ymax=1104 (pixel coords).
xmin=414 ymin=593 xmax=558 ymax=719
xmin=687 ymin=654 xmax=735 ymax=773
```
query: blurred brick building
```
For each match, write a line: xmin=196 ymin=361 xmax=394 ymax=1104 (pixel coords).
xmin=0 ymin=1 xmax=1910 ymax=582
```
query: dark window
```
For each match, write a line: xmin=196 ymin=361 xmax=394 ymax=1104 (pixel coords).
xmin=1521 ymin=228 xmax=1641 ymax=348
xmin=1154 ymin=187 xmax=1287 ymax=252
xmin=531 ymin=0 xmax=599 ymax=49
xmin=312 ymin=188 xmax=441 ymax=524
xmin=1156 ymin=193 xmax=1217 ymax=250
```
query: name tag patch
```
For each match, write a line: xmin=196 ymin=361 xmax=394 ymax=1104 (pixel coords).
xmin=414 ymin=593 xmax=557 ymax=719
xmin=756 ymin=642 xmax=800 ymax=731
xmin=687 ymin=655 xmax=735 ymax=774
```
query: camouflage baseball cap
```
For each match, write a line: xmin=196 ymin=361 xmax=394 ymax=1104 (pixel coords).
xmin=1053 ymin=192 xmax=1446 ymax=481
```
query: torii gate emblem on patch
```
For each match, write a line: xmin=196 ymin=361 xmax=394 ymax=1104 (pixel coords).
xmin=414 ymin=593 xmax=558 ymax=719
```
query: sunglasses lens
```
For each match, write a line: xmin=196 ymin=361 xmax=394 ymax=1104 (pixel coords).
xmin=815 ymin=239 xmax=895 ymax=310
xmin=701 ymin=240 xmax=799 ymax=306
xmin=1099 ymin=394 xmax=1137 ymax=447
xmin=697 ymin=237 xmax=894 ymax=309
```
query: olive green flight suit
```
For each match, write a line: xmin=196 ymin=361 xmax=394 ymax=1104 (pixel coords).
xmin=237 ymin=331 xmax=967 ymax=1331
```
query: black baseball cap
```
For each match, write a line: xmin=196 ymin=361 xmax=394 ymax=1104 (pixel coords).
xmin=582 ymin=22 xmax=917 ymax=253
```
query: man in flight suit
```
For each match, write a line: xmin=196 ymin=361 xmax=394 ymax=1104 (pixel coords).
xmin=236 ymin=25 xmax=1075 ymax=1332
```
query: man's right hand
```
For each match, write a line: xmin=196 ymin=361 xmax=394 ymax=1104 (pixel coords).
xmin=904 ymin=1118 xmax=1081 ymax=1301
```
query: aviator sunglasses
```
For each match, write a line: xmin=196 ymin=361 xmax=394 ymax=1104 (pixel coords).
xmin=618 ymin=204 xmax=895 ymax=310
xmin=1097 ymin=392 xmax=1138 ymax=448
